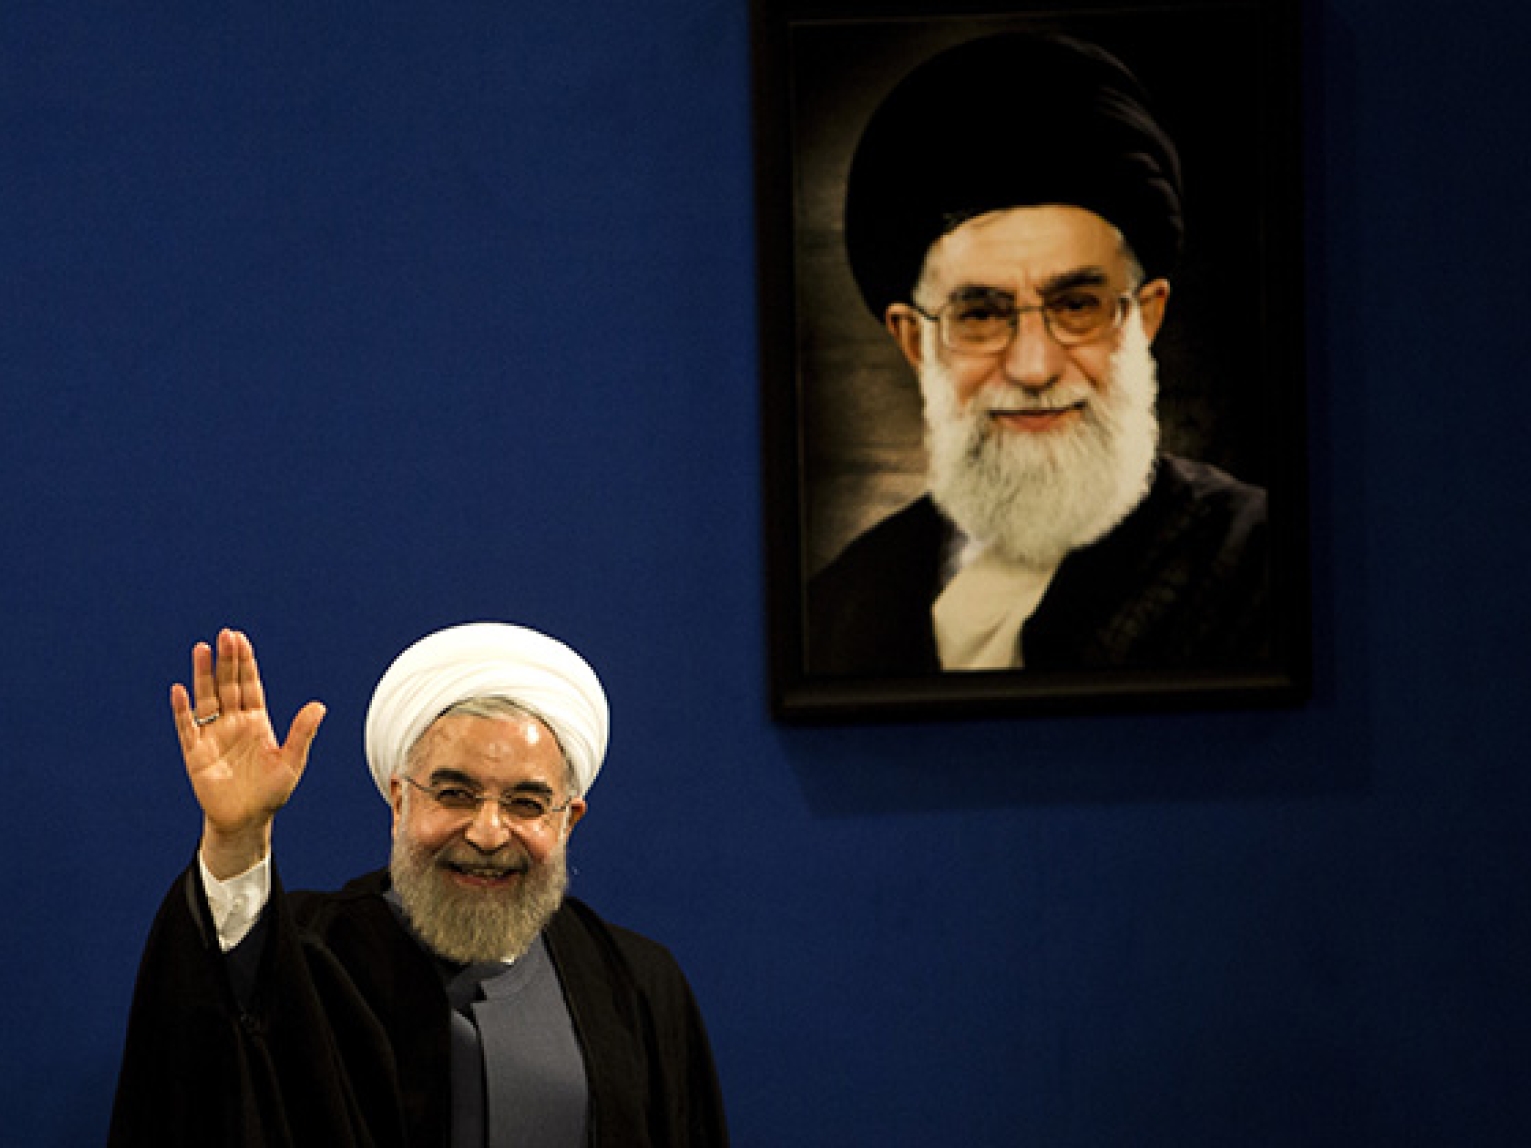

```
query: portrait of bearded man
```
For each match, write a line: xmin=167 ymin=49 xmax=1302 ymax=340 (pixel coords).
xmin=803 ymin=30 xmax=1275 ymax=678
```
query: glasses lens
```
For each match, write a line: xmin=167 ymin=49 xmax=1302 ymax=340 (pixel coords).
xmin=944 ymin=297 xmax=1014 ymax=351
xmin=430 ymin=785 xmax=481 ymax=814
xmin=504 ymin=794 xmax=553 ymax=820
xmin=415 ymin=778 xmax=561 ymax=823
xmin=1044 ymin=289 xmax=1115 ymax=342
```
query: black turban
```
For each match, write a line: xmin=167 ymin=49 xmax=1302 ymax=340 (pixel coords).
xmin=843 ymin=33 xmax=1184 ymax=319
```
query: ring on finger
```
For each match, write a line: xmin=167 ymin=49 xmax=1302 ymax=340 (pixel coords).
xmin=193 ymin=710 xmax=221 ymax=727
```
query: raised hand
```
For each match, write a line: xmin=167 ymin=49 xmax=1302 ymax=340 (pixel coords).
xmin=171 ymin=629 xmax=326 ymax=879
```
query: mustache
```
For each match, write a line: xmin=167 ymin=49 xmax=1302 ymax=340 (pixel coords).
xmin=978 ymin=384 xmax=1095 ymax=414
xmin=434 ymin=844 xmax=532 ymax=877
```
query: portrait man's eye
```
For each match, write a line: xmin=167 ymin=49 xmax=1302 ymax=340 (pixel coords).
xmin=952 ymin=300 xmax=1011 ymax=324
xmin=1048 ymin=290 xmax=1106 ymax=317
xmin=1047 ymin=290 xmax=1108 ymax=331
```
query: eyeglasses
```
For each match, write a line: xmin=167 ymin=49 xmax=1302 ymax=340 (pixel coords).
xmin=401 ymin=775 xmax=575 ymax=825
xmin=911 ymin=285 xmax=1132 ymax=354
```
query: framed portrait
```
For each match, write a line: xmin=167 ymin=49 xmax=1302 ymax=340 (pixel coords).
xmin=753 ymin=0 xmax=1310 ymax=721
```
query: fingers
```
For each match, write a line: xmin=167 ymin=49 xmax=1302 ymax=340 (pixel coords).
xmin=214 ymin=629 xmax=242 ymax=714
xmin=190 ymin=640 xmax=218 ymax=721
xmin=239 ymin=634 xmax=268 ymax=715
xmin=282 ymin=700 xmax=328 ymax=775
xmin=177 ymin=629 xmax=256 ymax=737
xmin=173 ymin=629 xmax=325 ymax=763
xmin=201 ymin=629 xmax=260 ymax=717
xmin=169 ymin=681 xmax=197 ymax=755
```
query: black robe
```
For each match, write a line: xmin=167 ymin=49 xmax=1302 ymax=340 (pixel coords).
xmin=807 ymin=454 xmax=1271 ymax=675
xmin=108 ymin=864 xmax=728 ymax=1147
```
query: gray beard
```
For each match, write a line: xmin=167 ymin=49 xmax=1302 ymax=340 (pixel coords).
xmin=389 ymin=831 xmax=569 ymax=964
xmin=920 ymin=311 xmax=1161 ymax=568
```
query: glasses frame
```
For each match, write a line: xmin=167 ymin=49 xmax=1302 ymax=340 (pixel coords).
xmin=910 ymin=289 xmax=1134 ymax=354
xmin=399 ymin=774 xmax=576 ymax=826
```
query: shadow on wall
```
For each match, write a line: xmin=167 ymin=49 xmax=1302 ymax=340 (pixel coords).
xmin=775 ymin=696 xmax=1371 ymax=819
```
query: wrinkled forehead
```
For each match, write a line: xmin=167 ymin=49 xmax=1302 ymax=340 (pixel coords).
xmin=409 ymin=708 xmax=568 ymax=786
xmin=920 ymin=205 xmax=1132 ymax=299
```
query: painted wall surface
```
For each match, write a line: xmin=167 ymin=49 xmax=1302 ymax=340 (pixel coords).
xmin=3 ymin=1 xmax=1529 ymax=1144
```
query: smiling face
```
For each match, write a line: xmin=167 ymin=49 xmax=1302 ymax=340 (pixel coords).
xmin=388 ymin=710 xmax=586 ymax=963
xmin=885 ymin=205 xmax=1171 ymax=567
xmin=888 ymin=204 xmax=1168 ymax=420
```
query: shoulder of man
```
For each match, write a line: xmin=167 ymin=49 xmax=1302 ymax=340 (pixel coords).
xmin=546 ymin=896 xmax=692 ymax=987
xmin=1153 ymin=454 xmax=1267 ymax=518
xmin=283 ymin=867 xmax=394 ymax=932
xmin=806 ymin=496 xmax=950 ymax=675
xmin=1092 ymin=452 xmax=1269 ymax=594
xmin=1142 ymin=453 xmax=1269 ymax=575
xmin=1023 ymin=453 xmax=1272 ymax=669
xmin=810 ymin=495 xmax=948 ymax=593
xmin=282 ymin=867 xmax=442 ymax=1002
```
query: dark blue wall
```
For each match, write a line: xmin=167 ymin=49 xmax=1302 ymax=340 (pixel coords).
xmin=4 ymin=2 xmax=1529 ymax=1144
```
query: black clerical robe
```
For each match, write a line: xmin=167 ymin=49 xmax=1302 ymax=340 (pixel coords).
xmin=108 ymin=865 xmax=728 ymax=1147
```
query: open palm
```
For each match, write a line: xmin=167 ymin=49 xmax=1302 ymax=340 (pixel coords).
xmin=171 ymin=630 xmax=325 ymax=862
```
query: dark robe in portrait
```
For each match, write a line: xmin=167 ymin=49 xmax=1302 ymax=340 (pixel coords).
xmin=807 ymin=454 xmax=1270 ymax=676
xmin=108 ymin=864 xmax=728 ymax=1147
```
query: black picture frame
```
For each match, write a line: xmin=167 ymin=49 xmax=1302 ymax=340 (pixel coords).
xmin=753 ymin=0 xmax=1310 ymax=722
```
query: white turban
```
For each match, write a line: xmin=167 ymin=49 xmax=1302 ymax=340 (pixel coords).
xmin=364 ymin=622 xmax=609 ymax=801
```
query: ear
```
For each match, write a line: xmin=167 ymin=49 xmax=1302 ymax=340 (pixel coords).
xmin=389 ymin=776 xmax=405 ymax=837
xmin=885 ymin=304 xmax=927 ymax=370
xmin=561 ymin=798 xmax=588 ymax=841
xmin=1136 ymin=279 xmax=1171 ymax=343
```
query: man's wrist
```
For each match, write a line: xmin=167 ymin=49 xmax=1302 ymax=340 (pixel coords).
xmin=199 ymin=821 xmax=273 ymax=882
